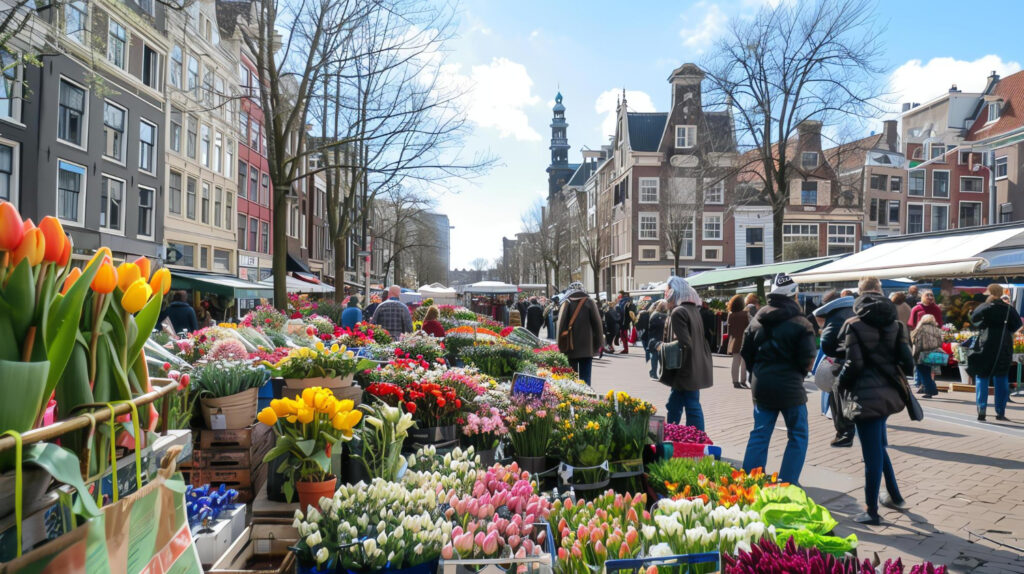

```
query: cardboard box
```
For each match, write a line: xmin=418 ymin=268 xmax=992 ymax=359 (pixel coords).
xmin=209 ymin=522 xmax=298 ymax=574
xmin=194 ymin=515 xmax=235 ymax=567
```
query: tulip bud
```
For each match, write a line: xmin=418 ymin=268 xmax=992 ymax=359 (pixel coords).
xmin=37 ymin=216 xmax=66 ymax=264
xmin=149 ymin=267 xmax=172 ymax=295
xmin=0 ymin=201 xmax=23 ymax=252
xmin=116 ymin=262 xmax=141 ymax=292
xmin=87 ymin=246 xmax=111 ymax=268
xmin=12 ymin=227 xmax=45 ymax=267
xmin=90 ymin=258 xmax=117 ymax=294
xmin=121 ymin=277 xmax=153 ymax=313
xmin=132 ymin=255 xmax=151 ymax=281
xmin=61 ymin=267 xmax=82 ymax=295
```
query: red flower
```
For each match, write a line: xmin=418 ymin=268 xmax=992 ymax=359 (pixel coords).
xmin=437 ymin=398 xmax=446 ymax=408
xmin=290 ymin=312 xmax=302 ymax=319
xmin=405 ymin=402 xmax=417 ymax=414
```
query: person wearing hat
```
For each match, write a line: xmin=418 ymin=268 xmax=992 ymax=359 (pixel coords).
xmin=661 ymin=276 xmax=713 ymax=430
xmin=740 ymin=273 xmax=817 ymax=485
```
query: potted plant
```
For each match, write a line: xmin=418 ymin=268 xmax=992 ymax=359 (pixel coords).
xmin=503 ymin=391 xmax=559 ymax=477
xmin=461 ymin=405 xmax=507 ymax=467
xmin=366 ymin=380 xmax=463 ymax=447
xmin=194 ymin=360 xmax=269 ymax=429
xmin=267 ymin=342 xmax=374 ymax=397
xmin=257 ymin=387 xmax=361 ymax=509
xmin=557 ymin=406 xmax=613 ymax=494
xmin=349 ymin=401 xmax=414 ymax=482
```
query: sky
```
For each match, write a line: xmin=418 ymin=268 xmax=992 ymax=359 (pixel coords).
xmin=435 ymin=0 xmax=1024 ymax=270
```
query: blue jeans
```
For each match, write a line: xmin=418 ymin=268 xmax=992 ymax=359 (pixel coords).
xmin=915 ymin=364 xmax=938 ymax=395
xmin=975 ymin=374 xmax=1009 ymax=416
xmin=741 ymin=404 xmax=808 ymax=485
xmin=569 ymin=358 xmax=593 ymax=386
xmin=854 ymin=416 xmax=902 ymax=517
xmin=666 ymin=389 xmax=704 ymax=431
xmin=649 ymin=349 xmax=660 ymax=379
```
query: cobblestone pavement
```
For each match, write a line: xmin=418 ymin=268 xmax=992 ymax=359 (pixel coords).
xmin=589 ymin=348 xmax=1024 ymax=573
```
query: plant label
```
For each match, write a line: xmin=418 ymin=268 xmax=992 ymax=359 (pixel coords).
xmin=209 ymin=414 xmax=227 ymax=430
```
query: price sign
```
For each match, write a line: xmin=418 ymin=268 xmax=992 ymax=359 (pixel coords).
xmin=511 ymin=373 xmax=546 ymax=396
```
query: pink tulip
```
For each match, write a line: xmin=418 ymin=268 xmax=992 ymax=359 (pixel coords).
xmin=482 ymin=532 xmax=499 ymax=556
xmin=594 ymin=541 xmax=607 ymax=559
xmin=507 ymin=522 xmax=520 ymax=537
xmin=507 ymin=534 xmax=521 ymax=549
xmin=454 ymin=533 xmax=474 ymax=556
xmin=625 ymin=528 xmax=639 ymax=547
xmin=474 ymin=532 xmax=486 ymax=551
xmin=590 ymin=529 xmax=602 ymax=546
xmin=441 ymin=544 xmax=454 ymax=560
xmin=515 ymin=547 xmax=527 ymax=559
xmin=619 ymin=542 xmax=631 ymax=559
xmin=571 ymin=544 xmax=582 ymax=559
xmin=452 ymin=526 xmax=464 ymax=538
xmin=557 ymin=548 xmax=568 ymax=561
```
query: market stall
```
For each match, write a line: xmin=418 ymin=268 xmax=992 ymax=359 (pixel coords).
xmin=417 ymin=283 xmax=459 ymax=305
xmin=173 ymin=269 xmax=275 ymax=320
xmin=458 ymin=280 xmax=518 ymax=322
xmin=258 ymin=274 xmax=336 ymax=295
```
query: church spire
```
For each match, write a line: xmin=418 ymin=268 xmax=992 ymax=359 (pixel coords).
xmin=547 ymin=90 xmax=572 ymax=198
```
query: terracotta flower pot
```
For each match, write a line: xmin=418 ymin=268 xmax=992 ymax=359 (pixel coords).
xmin=200 ymin=387 xmax=258 ymax=430
xmin=296 ymin=476 xmax=337 ymax=512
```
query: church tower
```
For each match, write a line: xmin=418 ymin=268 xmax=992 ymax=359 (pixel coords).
xmin=546 ymin=92 xmax=573 ymax=198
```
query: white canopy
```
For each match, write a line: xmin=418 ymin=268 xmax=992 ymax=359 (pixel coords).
xmin=792 ymin=226 xmax=1024 ymax=283
xmin=258 ymin=275 xmax=335 ymax=294
xmin=460 ymin=281 xmax=518 ymax=294
xmin=417 ymin=283 xmax=457 ymax=295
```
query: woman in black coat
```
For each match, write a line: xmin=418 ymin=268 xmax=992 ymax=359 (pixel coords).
xmin=968 ymin=284 xmax=1023 ymax=421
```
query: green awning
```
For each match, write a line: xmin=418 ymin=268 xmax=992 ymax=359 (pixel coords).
xmin=686 ymin=256 xmax=842 ymax=289
xmin=171 ymin=270 xmax=275 ymax=300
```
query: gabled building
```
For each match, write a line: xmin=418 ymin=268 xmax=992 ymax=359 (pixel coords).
xmin=962 ymin=70 xmax=1024 ymax=223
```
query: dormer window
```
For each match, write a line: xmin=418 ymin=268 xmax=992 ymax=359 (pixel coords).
xmin=929 ymin=143 xmax=946 ymax=160
xmin=987 ymin=101 xmax=1001 ymax=123
xmin=801 ymin=152 xmax=818 ymax=169
xmin=675 ymin=125 xmax=696 ymax=149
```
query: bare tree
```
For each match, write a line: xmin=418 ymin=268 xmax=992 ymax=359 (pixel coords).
xmin=703 ymin=0 xmax=887 ymax=261
xmin=520 ymin=200 xmax=568 ymax=294
xmin=569 ymin=189 xmax=609 ymax=295
xmin=469 ymin=257 xmax=490 ymax=272
xmin=374 ymin=185 xmax=436 ymax=284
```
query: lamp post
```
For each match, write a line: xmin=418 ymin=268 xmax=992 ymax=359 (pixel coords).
xmin=973 ymin=161 xmax=995 ymax=225
xmin=359 ymin=236 xmax=371 ymax=303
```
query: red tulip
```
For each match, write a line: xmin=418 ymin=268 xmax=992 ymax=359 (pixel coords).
xmin=38 ymin=217 xmax=66 ymax=263
xmin=0 ymin=201 xmax=24 ymax=252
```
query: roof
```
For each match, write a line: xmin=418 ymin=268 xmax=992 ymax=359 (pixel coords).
xmin=627 ymin=112 xmax=668 ymax=152
xmin=824 ymin=134 xmax=882 ymax=174
xmin=172 ymin=270 xmax=275 ymax=299
xmin=685 ymin=256 xmax=841 ymax=289
xmin=215 ymin=0 xmax=251 ymax=37
xmin=967 ymin=70 xmax=1024 ymax=140
xmin=567 ymin=161 xmax=595 ymax=187
xmin=704 ymin=112 xmax=736 ymax=153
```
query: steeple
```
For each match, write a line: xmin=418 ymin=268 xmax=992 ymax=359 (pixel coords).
xmin=547 ymin=91 xmax=572 ymax=198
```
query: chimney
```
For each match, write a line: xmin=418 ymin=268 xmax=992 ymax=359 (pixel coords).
xmin=949 ymin=84 xmax=960 ymax=93
xmin=797 ymin=120 xmax=823 ymax=152
xmin=881 ymin=119 xmax=898 ymax=152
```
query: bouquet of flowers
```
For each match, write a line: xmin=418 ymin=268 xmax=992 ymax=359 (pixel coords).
xmin=606 ymin=391 xmax=655 ymax=463
xmin=648 ymin=457 xmax=782 ymax=506
xmin=365 ymin=353 xmax=436 ymax=386
xmin=650 ymin=497 xmax=772 ymax=558
xmin=305 ymin=315 xmax=336 ymax=340
xmin=462 ymin=405 xmax=507 ymax=452
xmin=664 ymin=423 xmax=713 ymax=445
xmin=549 ymin=492 xmax=649 ymax=574
xmin=558 ymin=406 xmax=614 ymax=486
xmin=265 ymin=342 xmax=373 ymax=380
xmin=242 ymin=305 xmax=287 ymax=331
xmin=460 ymin=342 xmax=529 ymax=379
xmin=529 ymin=349 xmax=570 ymax=369
xmin=504 ymin=391 xmax=560 ymax=458
xmin=191 ymin=360 xmax=269 ymax=398
xmin=436 ymin=368 xmax=497 ymax=403
xmin=334 ymin=326 xmax=377 ymax=348
xmin=403 ymin=445 xmax=481 ymax=494
xmin=352 ymin=401 xmax=415 ymax=481
xmin=405 ymin=381 xmax=462 ymax=427
xmin=395 ymin=333 xmax=446 ymax=364
xmin=287 ymin=293 xmax=318 ymax=318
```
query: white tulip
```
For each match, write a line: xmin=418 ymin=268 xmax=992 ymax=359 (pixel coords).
xmin=316 ymin=547 xmax=330 ymax=565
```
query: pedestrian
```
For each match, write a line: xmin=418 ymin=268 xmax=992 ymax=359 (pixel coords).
xmin=341 ymin=295 xmax=362 ymax=329
xmin=364 ymin=294 xmax=382 ymax=319
xmin=545 ymin=297 xmax=558 ymax=339
xmin=661 ymin=276 xmax=713 ymax=430
xmin=907 ymin=290 xmax=942 ymax=330
xmin=834 ymin=276 xmax=913 ymax=525
xmin=604 ymin=301 xmax=621 ymax=353
xmin=891 ymin=292 xmax=912 ymax=325
xmin=371 ymin=285 xmax=414 ymax=337
xmin=699 ymin=301 xmax=718 ymax=353
xmin=556 ymin=282 xmax=604 ymax=385
xmin=159 ymin=290 xmax=199 ymax=334
xmin=637 ymin=302 xmax=652 ymax=361
xmin=516 ymin=298 xmax=530 ymax=323
xmin=725 ymin=294 xmax=750 ymax=389
xmin=968 ymin=283 xmax=1023 ymax=421
xmin=740 ymin=273 xmax=816 ymax=485
xmin=744 ymin=293 xmax=760 ymax=317
xmin=814 ymin=290 xmax=857 ymax=447
xmin=910 ymin=314 xmax=943 ymax=399
xmin=617 ymin=292 xmax=637 ymax=354
xmin=905 ymin=285 xmax=921 ymax=308
xmin=525 ymin=297 xmax=545 ymax=336
xmin=420 ymin=305 xmax=447 ymax=338
xmin=646 ymin=300 xmax=669 ymax=379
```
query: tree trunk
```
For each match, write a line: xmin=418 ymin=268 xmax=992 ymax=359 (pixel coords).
xmin=272 ymin=187 xmax=290 ymax=311
xmin=333 ymin=235 xmax=347 ymax=302
xmin=772 ymin=199 xmax=786 ymax=262
xmin=592 ymin=263 xmax=600 ymax=296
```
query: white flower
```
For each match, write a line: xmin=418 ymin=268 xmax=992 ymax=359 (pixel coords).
xmin=641 ymin=525 xmax=656 ymax=540
xmin=306 ymin=531 xmax=322 ymax=547
xmin=377 ymin=532 xmax=388 ymax=546
xmin=363 ymin=539 xmax=377 ymax=555
xmin=294 ymin=509 xmax=305 ymax=521
xmin=414 ymin=543 xmax=424 ymax=555
xmin=315 ymin=547 xmax=329 ymax=565
xmin=649 ymin=543 xmax=673 ymax=558
xmin=306 ymin=508 xmax=322 ymax=523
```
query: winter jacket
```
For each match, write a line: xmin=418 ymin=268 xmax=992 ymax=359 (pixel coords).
xmin=699 ymin=306 xmax=718 ymax=352
xmin=814 ymin=296 xmax=855 ymax=358
xmin=662 ymin=303 xmax=714 ymax=392
xmin=908 ymin=303 xmax=943 ymax=329
xmin=835 ymin=292 xmax=914 ymax=421
xmin=740 ymin=295 xmax=817 ymax=410
xmin=967 ymin=300 xmax=1023 ymax=377
xmin=725 ymin=310 xmax=749 ymax=354
xmin=894 ymin=302 xmax=912 ymax=325
xmin=421 ymin=320 xmax=446 ymax=338
xmin=556 ymin=294 xmax=604 ymax=359
xmin=604 ymin=307 xmax=620 ymax=337
xmin=910 ymin=323 xmax=944 ymax=363
xmin=647 ymin=312 xmax=667 ymax=350
xmin=637 ymin=309 xmax=651 ymax=346
xmin=160 ymin=301 xmax=199 ymax=334
xmin=525 ymin=304 xmax=545 ymax=335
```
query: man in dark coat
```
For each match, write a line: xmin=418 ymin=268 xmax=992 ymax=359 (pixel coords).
xmin=556 ymin=283 xmax=604 ymax=385
xmin=525 ymin=297 xmax=545 ymax=336
xmin=159 ymin=290 xmax=199 ymax=334
xmin=740 ymin=274 xmax=817 ymax=485
xmin=616 ymin=292 xmax=637 ymax=354
xmin=967 ymin=284 xmax=1023 ymax=421
xmin=814 ymin=292 xmax=857 ymax=447
xmin=699 ymin=302 xmax=718 ymax=352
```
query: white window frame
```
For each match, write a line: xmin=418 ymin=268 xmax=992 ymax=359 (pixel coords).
xmin=826 ymin=224 xmax=856 ymax=255
xmin=638 ymin=212 xmax=659 ymax=240
xmin=931 ymin=170 xmax=950 ymax=199
xmin=168 ymin=169 xmax=182 ymax=215
xmin=137 ymin=185 xmax=155 ymax=239
xmin=139 ymin=119 xmax=156 ymax=174
xmin=702 ymin=246 xmax=722 ymax=262
xmin=704 ymin=179 xmax=724 ymax=205
xmin=930 ymin=203 xmax=948 ymax=232
xmin=987 ymin=101 xmax=1001 ymax=123
xmin=99 ymin=174 xmax=126 ymax=235
xmin=57 ymin=77 xmax=89 ymax=151
xmin=800 ymin=180 xmax=818 ymax=205
xmin=56 ymin=159 xmax=87 ymax=226
xmin=200 ymin=124 xmax=210 ymax=167
xmin=201 ymin=181 xmax=210 ymax=224
xmin=959 ymin=175 xmax=984 ymax=194
xmin=889 ymin=176 xmax=901 ymax=193
xmin=888 ymin=200 xmax=900 ymax=225
xmin=169 ymin=108 xmax=181 ymax=154
xmin=702 ymin=213 xmax=722 ymax=240
xmin=0 ymin=50 xmax=24 ymax=124
xmin=639 ymin=246 xmax=659 ymax=261
xmin=169 ymin=45 xmax=182 ymax=88
xmin=801 ymin=152 xmax=818 ymax=170
xmin=101 ymin=100 xmax=126 ymax=164
xmin=0 ymin=139 xmax=20 ymax=207
xmin=928 ymin=142 xmax=946 ymax=161
xmin=638 ymin=177 xmax=659 ymax=203
xmin=187 ymin=56 xmax=199 ymax=99
xmin=674 ymin=125 xmax=696 ymax=149
xmin=906 ymin=203 xmax=924 ymax=234
xmin=958 ymin=200 xmax=983 ymax=228
xmin=64 ymin=0 xmax=88 ymax=45
xmin=782 ymin=223 xmax=818 ymax=243
xmin=106 ymin=19 xmax=127 ymax=70
xmin=958 ymin=150 xmax=972 ymax=165
xmin=995 ymin=156 xmax=1008 ymax=180
xmin=213 ymin=131 xmax=223 ymax=173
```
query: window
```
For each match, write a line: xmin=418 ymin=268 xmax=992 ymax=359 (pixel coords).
xmin=988 ymin=101 xmax=1001 ymax=123
xmin=869 ymin=198 xmax=878 ymax=222
xmin=142 ymin=45 xmax=159 ymax=90
xmin=929 ymin=143 xmax=946 ymax=160
xmin=640 ymin=248 xmax=658 ymax=261
xmin=672 ymin=216 xmax=695 ymax=258
xmin=166 ymin=242 xmax=194 ymax=267
xmin=703 ymin=247 xmax=722 ymax=261
xmin=931 ymin=204 xmax=948 ymax=232
xmin=57 ymin=160 xmax=85 ymax=224
xmin=932 ymin=171 xmax=949 ymax=198
xmin=168 ymin=170 xmax=182 ymax=215
xmin=249 ymin=166 xmax=258 ymax=200
xmin=959 ymin=201 xmax=982 ymax=228
xmin=869 ymin=174 xmax=886 ymax=191
xmin=107 ymin=20 xmax=126 ymax=69
xmin=200 ymin=246 xmax=208 ymax=269
xmin=261 ymin=221 xmax=269 ymax=253
xmin=200 ymin=125 xmax=210 ymax=167
xmin=800 ymin=181 xmax=818 ymax=205
xmin=801 ymin=152 xmax=818 ymax=170
xmin=226 ymin=192 xmax=233 ymax=230
xmin=238 ymin=214 xmax=247 ymax=250
xmin=704 ymin=180 xmax=724 ymax=204
xmin=166 ymin=109 xmax=180 ymax=153
xmin=639 ymin=178 xmax=658 ymax=203
xmin=225 ymin=140 xmax=234 ymax=178
xmin=99 ymin=176 xmax=124 ymax=232
xmin=186 ymin=177 xmax=196 ymax=219
xmin=888 ymin=200 xmax=900 ymax=224
xmin=703 ymin=214 xmax=722 ymax=240
xmin=138 ymin=186 xmax=153 ymax=237
xmin=187 ymin=56 xmax=199 ymax=99
xmin=137 ymin=0 xmax=153 ymax=15
xmin=1000 ymin=202 xmax=1014 ymax=223
xmin=889 ymin=176 xmax=901 ymax=193
xmin=261 ymin=173 xmax=269 ymax=205
xmin=638 ymin=213 xmax=658 ymax=240
xmin=0 ymin=142 xmax=17 ymax=203
xmin=201 ymin=182 xmax=210 ymax=224
xmin=65 ymin=1 xmax=87 ymax=44
xmin=238 ymin=160 xmax=248 ymax=200
xmin=169 ymin=46 xmax=182 ymax=88
xmin=995 ymin=156 xmax=1008 ymax=179
xmin=213 ymin=132 xmax=222 ymax=173
xmin=249 ymin=217 xmax=258 ymax=251
xmin=249 ymin=119 xmax=260 ymax=150
xmin=214 ymin=76 xmax=225 ymax=112
xmin=783 ymin=224 xmax=818 ymax=243
xmin=58 ymin=79 xmax=86 ymax=147
xmin=907 ymin=205 xmax=924 ymax=233
xmin=213 ymin=249 xmax=230 ymax=273
xmin=958 ymin=150 xmax=972 ymax=165
xmin=239 ymin=110 xmax=248 ymax=144
xmin=102 ymin=102 xmax=126 ymax=162
xmin=139 ymin=120 xmax=156 ymax=173
xmin=202 ymin=67 xmax=214 ymax=107
xmin=960 ymin=176 xmax=984 ymax=193
xmin=0 ymin=50 xmax=22 ymax=122
xmin=674 ymin=125 xmax=696 ymax=149
xmin=909 ymin=170 xmax=925 ymax=196
xmin=214 ymin=186 xmax=222 ymax=227
xmin=827 ymin=224 xmax=856 ymax=255
xmin=186 ymin=116 xmax=197 ymax=159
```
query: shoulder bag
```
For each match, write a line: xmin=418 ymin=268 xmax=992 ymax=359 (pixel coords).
xmin=658 ymin=310 xmax=683 ymax=383
xmin=558 ymin=299 xmax=586 ymax=352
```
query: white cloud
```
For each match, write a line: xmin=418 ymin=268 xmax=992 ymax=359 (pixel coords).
xmin=594 ymin=89 xmax=657 ymax=140
xmin=889 ymin=55 xmax=1021 ymax=110
xmin=441 ymin=58 xmax=543 ymax=141
xmin=529 ymin=29 xmax=540 ymax=40
xmin=679 ymin=2 xmax=727 ymax=55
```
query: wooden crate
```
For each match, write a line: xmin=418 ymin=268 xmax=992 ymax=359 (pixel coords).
xmin=184 ymin=460 xmax=267 ymax=492
xmin=192 ymin=441 xmax=273 ymax=473
xmin=194 ymin=423 xmax=272 ymax=453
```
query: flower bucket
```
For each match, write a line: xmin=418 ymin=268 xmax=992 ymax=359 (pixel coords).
xmin=959 ymin=366 xmax=973 ymax=386
xmin=477 ymin=448 xmax=496 ymax=468
xmin=296 ymin=475 xmax=337 ymax=513
xmin=200 ymin=387 xmax=258 ymax=430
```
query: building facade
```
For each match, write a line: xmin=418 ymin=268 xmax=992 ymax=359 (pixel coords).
xmin=232 ymin=52 xmax=273 ymax=283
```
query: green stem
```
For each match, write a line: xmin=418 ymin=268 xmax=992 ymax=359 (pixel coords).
xmin=21 ymin=325 xmax=35 ymax=362
xmin=88 ymin=295 xmax=103 ymax=384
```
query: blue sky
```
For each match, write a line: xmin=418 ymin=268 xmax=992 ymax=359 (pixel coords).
xmin=436 ymin=0 xmax=1024 ymax=269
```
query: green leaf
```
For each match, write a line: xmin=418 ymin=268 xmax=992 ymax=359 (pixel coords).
xmin=282 ymin=479 xmax=294 ymax=503
xmin=5 ymin=258 xmax=36 ymax=342
xmin=310 ymin=450 xmax=330 ymax=472
xmin=0 ymin=315 xmax=18 ymax=361
xmin=43 ymin=255 xmax=102 ymax=406
xmin=263 ymin=435 xmax=296 ymax=463
xmin=125 ymin=293 xmax=164 ymax=370
xmin=104 ymin=337 xmax=131 ymax=401
xmin=296 ymin=439 xmax=316 ymax=456
xmin=23 ymin=442 xmax=102 ymax=518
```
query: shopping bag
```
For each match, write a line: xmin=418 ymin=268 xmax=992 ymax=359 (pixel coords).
xmin=1 ymin=446 xmax=201 ymax=574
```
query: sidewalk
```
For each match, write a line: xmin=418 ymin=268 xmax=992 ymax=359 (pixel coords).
xmin=590 ymin=349 xmax=1024 ymax=573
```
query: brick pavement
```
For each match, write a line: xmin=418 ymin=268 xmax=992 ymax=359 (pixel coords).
xmin=589 ymin=349 xmax=1024 ymax=573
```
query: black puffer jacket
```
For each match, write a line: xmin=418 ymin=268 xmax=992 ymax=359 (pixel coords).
xmin=835 ymin=292 xmax=913 ymax=420
xmin=815 ymin=296 xmax=856 ymax=358
xmin=647 ymin=311 xmax=667 ymax=349
xmin=967 ymin=300 xmax=1023 ymax=377
xmin=740 ymin=295 xmax=817 ymax=409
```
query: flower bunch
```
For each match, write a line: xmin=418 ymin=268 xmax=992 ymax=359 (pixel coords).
xmin=441 ymin=518 xmax=548 ymax=562
xmin=606 ymin=391 xmax=655 ymax=463
xmin=499 ymin=326 xmax=515 ymax=337
xmin=353 ymin=321 xmax=391 ymax=344
xmin=395 ymin=334 xmax=446 ymax=364
xmin=365 ymin=382 xmax=407 ymax=408
xmin=365 ymin=353 xmax=437 ymax=386
xmin=436 ymin=368 xmax=497 ymax=402
xmin=439 ymin=305 xmax=478 ymax=321
xmin=405 ymin=381 xmax=462 ymax=426
xmin=446 ymin=325 xmax=502 ymax=340
xmin=306 ymin=314 xmax=336 ymax=339
xmin=192 ymin=360 xmax=269 ymax=398
xmin=462 ymin=406 xmax=507 ymax=451
xmin=287 ymin=293 xmax=318 ymax=318
xmin=460 ymin=342 xmax=529 ymax=379
xmin=557 ymin=406 xmax=614 ymax=485
xmin=403 ymin=445 xmax=480 ymax=494
xmin=354 ymin=401 xmax=416 ymax=482
xmin=649 ymin=497 xmax=771 ymax=558
xmin=664 ymin=423 xmax=713 ymax=445
xmin=266 ymin=342 xmax=372 ymax=379
xmin=549 ymin=492 xmax=649 ymax=574
xmin=165 ymin=369 xmax=194 ymax=430
xmin=648 ymin=457 xmax=782 ymax=507
xmin=206 ymin=338 xmax=250 ymax=362
xmin=242 ymin=305 xmax=287 ymax=331
xmin=333 ymin=325 xmax=377 ymax=348
xmin=248 ymin=346 xmax=290 ymax=365
xmin=504 ymin=390 xmax=560 ymax=458
xmin=529 ymin=349 xmax=570 ymax=369
xmin=722 ymin=536 xmax=946 ymax=574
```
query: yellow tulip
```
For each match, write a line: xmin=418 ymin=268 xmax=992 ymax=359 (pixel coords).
xmin=302 ymin=387 xmax=318 ymax=407
xmin=116 ymin=262 xmax=141 ymax=292
xmin=287 ymin=415 xmax=297 ymax=424
xmin=315 ymin=392 xmax=331 ymax=412
xmin=120 ymin=278 xmax=153 ymax=314
xmin=315 ymin=341 xmax=325 ymax=352
xmin=257 ymin=407 xmax=278 ymax=426
xmin=270 ymin=399 xmax=291 ymax=417
xmin=330 ymin=343 xmax=339 ymax=353
xmin=338 ymin=399 xmax=354 ymax=413
xmin=297 ymin=406 xmax=314 ymax=424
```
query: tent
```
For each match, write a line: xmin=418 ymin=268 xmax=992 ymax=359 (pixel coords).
xmin=258 ymin=275 xmax=335 ymax=294
xmin=417 ymin=283 xmax=459 ymax=305
xmin=685 ymin=256 xmax=841 ymax=289
xmin=459 ymin=281 xmax=519 ymax=294
xmin=171 ymin=270 xmax=274 ymax=300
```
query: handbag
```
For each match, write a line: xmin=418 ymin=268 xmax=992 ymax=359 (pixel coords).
xmin=658 ymin=309 xmax=684 ymax=383
xmin=921 ymin=350 xmax=949 ymax=366
xmin=813 ymin=356 xmax=838 ymax=392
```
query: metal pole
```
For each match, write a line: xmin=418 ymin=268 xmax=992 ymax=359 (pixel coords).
xmin=988 ymin=150 xmax=997 ymax=225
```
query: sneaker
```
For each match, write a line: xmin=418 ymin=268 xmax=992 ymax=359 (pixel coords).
xmin=880 ymin=493 xmax=907 ymax=511
xmin=995 ymin=415 xmax=1010 ymax=421
xmin=922 ymin=394 xmax=935 ymax=399
xmin=852 ymin=512 xmax=880 ymax=525
xmin=978 ymin=412 xmax=987 ymax=422
xmin=739 ymin=381 xmax=751 ymax=389
xmin=831 ymin=434 xmax=855 ymax=448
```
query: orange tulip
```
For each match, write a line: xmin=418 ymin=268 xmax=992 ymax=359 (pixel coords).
xmin=90 ymin=259 xmax=117 ymax=294
xmin=38 ymin=216 xmax=66 ymax=263
xmin=149 ymin=267 xmax=171 ymax=295
xmin=87 ymin=247 xmax=112 ymax=268
xmin=0 ymin=201 xmax=23 ymax=252
xmin=12 ymin=227 xmax=45 ymax=267
xmin=133 ymin=256 xmax=151 ymax=281
xmin=57 ymin=235 xmax=72 ymax=266
xmin=116 ymin=262 xmax=141 ymax=292
xmin=61 ymin=267 xmax=82 ymax=295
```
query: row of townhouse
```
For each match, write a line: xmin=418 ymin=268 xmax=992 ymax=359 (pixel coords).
xmin=534 ymin=63 xmax=1024 ymax=294
xmin=0 ymin=0 xmax=364 ymax=295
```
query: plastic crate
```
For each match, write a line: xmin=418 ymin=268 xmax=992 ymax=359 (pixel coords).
xmin=663 ymin=442 xmax=721 ymax=460
xmin=605 ymin=551 xmax=720 ymax=574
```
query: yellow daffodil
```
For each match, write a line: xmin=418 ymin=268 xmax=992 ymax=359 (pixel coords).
xmin=330 ymin=343 xmax=339 ymax=353
xmin=257 ymin=407 xmax=278 ymax=426
xmin=315 ymin=341 xmax=325 ymax=352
